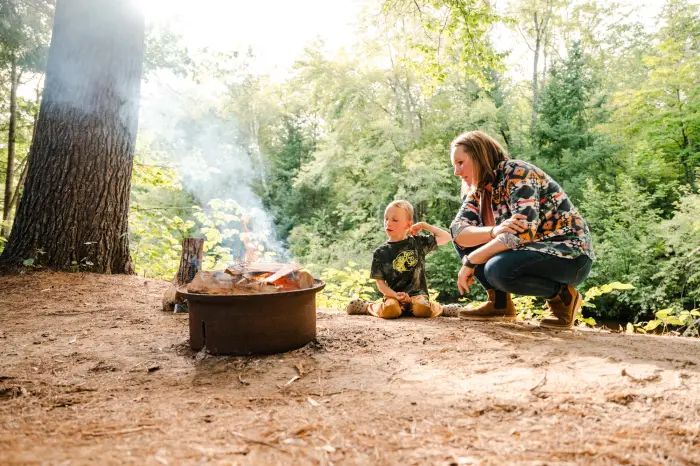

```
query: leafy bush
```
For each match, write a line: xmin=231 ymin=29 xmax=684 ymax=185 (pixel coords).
xmin=626 ymin=308 xmax=700 ymax=337
xmin=316 ymin=262 xmax=378 ymax=310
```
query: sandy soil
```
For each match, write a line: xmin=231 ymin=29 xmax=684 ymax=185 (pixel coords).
xmin=1 ymin=272 xmax=699 ymax=465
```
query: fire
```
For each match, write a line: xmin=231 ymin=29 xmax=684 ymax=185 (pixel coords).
xmin=241 ymin=215 xmax=261 ymax=263
xmin=250 ymin=272 xmax=273 ymax=282
xmin=186 ymin=263 xmax=316 ymax=295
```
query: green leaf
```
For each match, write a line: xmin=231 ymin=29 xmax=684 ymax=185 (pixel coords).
xmin=645 ymin=320 xmax=661 ymax=331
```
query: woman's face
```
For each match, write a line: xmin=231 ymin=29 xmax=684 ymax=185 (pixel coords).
xmin=451 ymin=145 xmax=475 ymax=186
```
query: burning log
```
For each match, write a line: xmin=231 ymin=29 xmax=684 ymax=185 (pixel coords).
xmin=186 ymin=263 xmax=316 ymax=295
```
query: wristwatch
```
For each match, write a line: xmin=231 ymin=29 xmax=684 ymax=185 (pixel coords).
xmin=462 ymin=256 xmax=477 ymax=269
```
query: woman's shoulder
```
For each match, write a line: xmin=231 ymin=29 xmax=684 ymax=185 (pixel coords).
xmin=500 ymin=159 xmax=548 ymax=182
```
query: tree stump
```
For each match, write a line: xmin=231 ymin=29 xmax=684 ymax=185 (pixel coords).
xmin=162 ymin=238 xmax=204 ymax=312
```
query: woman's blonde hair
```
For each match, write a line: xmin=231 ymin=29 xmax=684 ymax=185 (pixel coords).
xmin=450 ymin=130 xmax=509 ymax=195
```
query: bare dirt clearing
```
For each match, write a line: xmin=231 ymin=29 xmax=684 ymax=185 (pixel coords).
xmin=1 ymin=272 xmax=699 ymax=465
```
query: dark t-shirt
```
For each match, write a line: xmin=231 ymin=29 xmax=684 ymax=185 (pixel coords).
xmin=370 ymin=234 xmax=438 ymax=297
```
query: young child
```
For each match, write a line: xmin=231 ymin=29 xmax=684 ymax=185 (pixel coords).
xmin=346 ymin=200 xmax=452 ymax=319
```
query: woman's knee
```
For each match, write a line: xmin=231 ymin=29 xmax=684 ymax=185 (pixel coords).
xmin=484 ymin=254 xmax=519 ymax=291
xmin=570 ymin=257 xmax=593 ymax=287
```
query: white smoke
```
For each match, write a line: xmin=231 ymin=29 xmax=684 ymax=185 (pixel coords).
xmin=137 ymin=70 xmax=287 ymax=262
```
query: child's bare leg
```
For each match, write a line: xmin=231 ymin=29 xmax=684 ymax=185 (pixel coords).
xmin=369 ymin=298 xmax=402 ymax=319
xmin=410 ymin=295 xmax=443 ymax=318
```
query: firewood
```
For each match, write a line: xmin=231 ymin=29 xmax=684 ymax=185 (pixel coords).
xmin=293 ymin=271 xmax=315 ymax=290
xmin=162 ymin=238 xmax=204 ymax=311
xmin=264 ymin=263 xmax=302 ymax=284
xmin=187 ymin=271 xmax=235 ymax=294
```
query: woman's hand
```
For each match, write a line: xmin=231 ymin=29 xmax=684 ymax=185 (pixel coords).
xmin=493 ymin=213 xmax=529 ymax=236
xmin=457 ymin=265 xmax=476 ymax=295
xmin=409 ymin=222 xmax=427 ymax=236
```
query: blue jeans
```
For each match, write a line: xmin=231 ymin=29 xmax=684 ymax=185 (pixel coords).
xmin=454 ymin=244 xmax=593 ymax=299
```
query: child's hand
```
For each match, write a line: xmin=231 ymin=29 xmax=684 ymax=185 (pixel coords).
xmin=409 ymin=222 xmax=428 ymax=235
xmin=395 ymin=292 xmax=411 ymax=303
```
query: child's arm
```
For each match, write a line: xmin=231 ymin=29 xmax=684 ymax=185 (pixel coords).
xmin=410 ymin=222 xmax=452 ymax=246
xmin=376 ymin=279 xmax=409 ymax=302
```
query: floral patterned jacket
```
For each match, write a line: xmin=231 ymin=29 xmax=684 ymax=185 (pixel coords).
xmin=450 ymin=159 xmax=596 ymax=260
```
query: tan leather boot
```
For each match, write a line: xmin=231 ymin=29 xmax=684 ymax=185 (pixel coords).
xmin=458 ymin=290 xmax=517 ymax=322
xmin=541 ymin=285 xmax=582 ymax=329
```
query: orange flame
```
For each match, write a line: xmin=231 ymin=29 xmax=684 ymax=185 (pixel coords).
xmin=241 ymin=215 xmax=260 ymax=263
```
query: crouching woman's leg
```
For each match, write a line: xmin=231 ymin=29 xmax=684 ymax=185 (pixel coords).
xmin=368 ymin=298 xmax=402 ymax=319
xmin=483 ymin=250 xmax=593 ymax=328
xmin=453 ymin=243 xmax=517 ymax=321
xmin=409 ymin=295 xmax=442 ymax=318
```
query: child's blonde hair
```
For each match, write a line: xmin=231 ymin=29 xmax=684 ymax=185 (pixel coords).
xmin=385 ymin=200 xmax=414 ymax=222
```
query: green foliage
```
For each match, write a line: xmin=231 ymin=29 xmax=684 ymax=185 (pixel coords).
xmin=20 ymin=248 xmax=45 ymax=271
xmin=626 ymin=308 xmax=700 ymax=337
xmin=381 ymin=0 xmax=506 ymax=88
xmin=315 ymin=262 xmax=378 ymax=310
xmin=532 ymin=42 xmax=619 ymax=202
xmin=655 ymin=193 xmax=700 ymax=310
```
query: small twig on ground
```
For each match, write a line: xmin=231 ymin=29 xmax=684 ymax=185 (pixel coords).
xmin=231 ymin=431 xmax=289 ymax=453
xmin=285 ymin=375 xmax=301 ymax=386
xmin=530 ymin=371 xmax=548 ymax=392
xmin=83 ymin=425 xmax=162 ymax=437
xmin=621 ymin=369 xmax=660 ymax=383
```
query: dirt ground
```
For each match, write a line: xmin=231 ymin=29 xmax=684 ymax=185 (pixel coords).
xmin=1 ymin=272 xmax=699 ymax=465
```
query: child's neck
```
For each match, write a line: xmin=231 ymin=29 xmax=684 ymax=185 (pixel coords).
xmin=388 ymin=233 xmax=408 ymax=242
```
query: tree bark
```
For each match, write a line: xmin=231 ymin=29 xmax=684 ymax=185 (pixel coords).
xmin=0 ymin=0 xmax=145 ymax=274
xmin=162 ymin=238 xmax=204 ymax=312
xmin=1 ymin=56 xmax=19 ymax=238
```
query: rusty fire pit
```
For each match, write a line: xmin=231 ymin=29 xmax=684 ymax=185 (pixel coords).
xmin=179 ymin=280 xmax=325 ymax=355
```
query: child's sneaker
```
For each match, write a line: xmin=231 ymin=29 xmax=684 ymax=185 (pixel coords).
xmin=346 ymin=299 xmax=370 ymax=315
xmin=441 ymin=303 xmax=463 ymax=317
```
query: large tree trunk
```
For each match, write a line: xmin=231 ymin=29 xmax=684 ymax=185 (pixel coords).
xmin=0 ymin=0 xmax=145 ymax=274
xmin=1 ymin=56 xmax=19 ymax=238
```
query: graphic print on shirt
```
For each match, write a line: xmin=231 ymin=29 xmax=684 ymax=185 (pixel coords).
xmin=393 ymin=250 xmax=418 ymax=273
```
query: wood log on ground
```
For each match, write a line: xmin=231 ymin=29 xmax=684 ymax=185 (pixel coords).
xmin=162 ymin=238 xmax=204 ymax=312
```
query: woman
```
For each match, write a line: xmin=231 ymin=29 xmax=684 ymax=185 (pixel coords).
xmin=449 ymin=131 xmax=595 ymax=329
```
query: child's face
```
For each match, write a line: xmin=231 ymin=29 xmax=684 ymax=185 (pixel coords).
xmin=384 ymin=206 xmax=412 ymax=242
